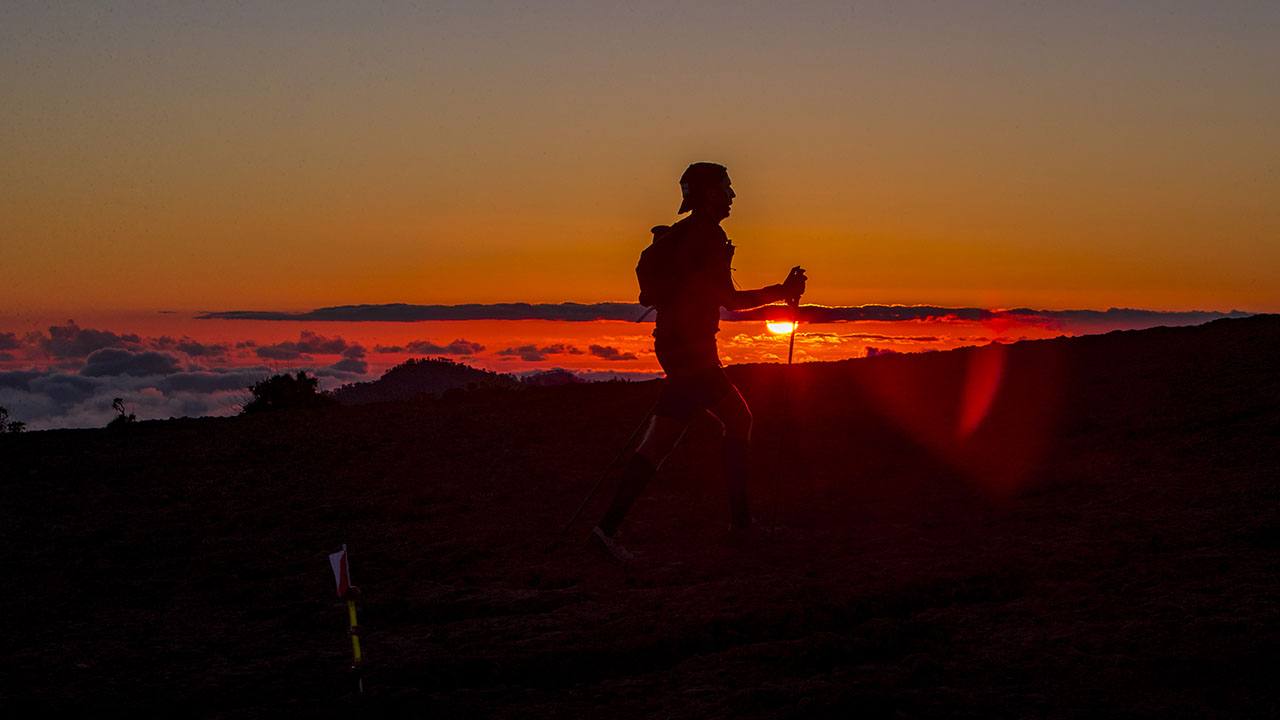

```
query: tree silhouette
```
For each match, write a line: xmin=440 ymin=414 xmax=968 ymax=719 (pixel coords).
xmin=0 ymin=406 xmax=26 ymax=434
xmin=107 ymin=397 xmax=137 ymax=429
xmin=241 ymin=371 xmax=336 ymax=414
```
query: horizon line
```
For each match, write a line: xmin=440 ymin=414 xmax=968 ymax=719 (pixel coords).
xmin=194 ymin=302 xmax=1257 ymax=326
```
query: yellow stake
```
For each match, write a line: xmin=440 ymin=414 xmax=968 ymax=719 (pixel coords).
xmin=347 ymin=599 xmax=362 ymax=665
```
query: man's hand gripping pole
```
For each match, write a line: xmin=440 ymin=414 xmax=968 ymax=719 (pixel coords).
xmin=783 ymin=265 xmax=805 ymax=365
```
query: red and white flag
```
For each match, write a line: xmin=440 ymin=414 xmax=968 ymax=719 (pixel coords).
xmin=329 ymin=544 xmax=351 ymax=598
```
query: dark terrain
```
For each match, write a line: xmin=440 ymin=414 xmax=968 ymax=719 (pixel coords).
xmin=3 ymin=316 xmax=1278 ymax=718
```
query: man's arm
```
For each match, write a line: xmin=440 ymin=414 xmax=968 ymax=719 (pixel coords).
xmin=718 ymin=282 xmax=788 ymax=311
xmin=713 ymin=255 xmax=805 ymax=311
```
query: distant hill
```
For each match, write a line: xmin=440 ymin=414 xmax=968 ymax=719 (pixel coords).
xmin=331 ymin=356 xmax=521 ymax=404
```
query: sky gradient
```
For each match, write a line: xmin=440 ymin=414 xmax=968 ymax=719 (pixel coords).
xmin=4 ymin=0 xmax=1278 ymax=315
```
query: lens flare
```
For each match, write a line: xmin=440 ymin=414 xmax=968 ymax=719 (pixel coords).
xmin=958 ymin=342 xmax=1007 ymax=437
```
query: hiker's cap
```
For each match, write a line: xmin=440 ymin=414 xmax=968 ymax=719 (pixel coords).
xmin=678 ymin=162 xmax=728 ymax=214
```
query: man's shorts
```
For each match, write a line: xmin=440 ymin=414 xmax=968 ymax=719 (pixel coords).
xmin=653 ymin=337 xmax=732 ymax=424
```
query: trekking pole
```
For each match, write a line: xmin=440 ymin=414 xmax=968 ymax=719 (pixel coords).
xmin=786 ymin=297 xmax=800 ymax=365
xmin=560 ymin=401 xmax=658 ymax=536
xmin=771 ymin=297 xmax=801 ymax=539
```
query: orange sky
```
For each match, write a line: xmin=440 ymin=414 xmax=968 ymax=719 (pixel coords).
xmin=2 ymin=2 xmax=1278 ymax=318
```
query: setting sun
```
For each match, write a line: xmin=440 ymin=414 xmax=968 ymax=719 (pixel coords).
xmin=766 ymin=321 xmax=797 ymax=334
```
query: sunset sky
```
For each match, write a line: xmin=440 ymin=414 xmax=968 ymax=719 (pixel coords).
xmin=2 ymin=1 xmax=1278 ymax=427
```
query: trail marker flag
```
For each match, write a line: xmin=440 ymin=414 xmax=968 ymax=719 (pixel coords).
xmin=329 ymin=545 xmax=351 ymax=598
xmin=328 ymin=544 xmax=363 ymax=676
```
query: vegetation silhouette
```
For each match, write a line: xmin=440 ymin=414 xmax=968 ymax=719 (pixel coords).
xmin=241 ymin=371 xmax=337 ymax=414
xmin=106 ymin=398 xmax=137 ymax=429
xmin=0 ymin=406 xmax=26 ymax=433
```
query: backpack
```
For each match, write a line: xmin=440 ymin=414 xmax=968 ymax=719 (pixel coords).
xmin=635 ymin=224 xmax=681 ymax=309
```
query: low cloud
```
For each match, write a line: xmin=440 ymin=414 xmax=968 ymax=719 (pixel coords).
xmin=27 ymin=321 xmax=143 ymax=359
xmin=589 ymin=344 xmax=638 ymax=361
xmin=27 ymin=373 xmax=99 ymax=405
xmin=312 ymin=366 xmax=367 ymax=381
xmin=0 ymin=370 xmax=47 ymax=391
xmin=296 ymin=331 xmax=356 ymax=354
xmin=499 ymin=346 xmax=549 ymax=362
xmin=197 ymin=302 xmax=1252 ymax=333
xmin=8 ymin=323 xmax=248 ymax=363
xmin=805 ymin=332 xmax=941 ymax=343
xmin=329 ymin=357 xmax=368 ymax=374
xmin=198 ymin=302 xmax=643 ymax=322
xmin=81 ymin=349 xmax=183 ymax=377
xmin=575 ymin=370 xmax=664 ymax=382
xmin=0 ymin=364 xmax=351 ymax=430
xmin=255 ymin=331 xmax=361 ymax=360
xmin=256 ymin=345 xmax=304 ymax=360
xmin=497 ymin=343 xmax=584 ymax=362
xmin=155 ymin=370 xmax=267 ymax=394
xmin=374 ymin=339 xmax=485 ymax=355
xmin=725 ymin=305 xmax=1254 ymax=331
xmin=153 ymin=336 xmax=232 ymax=357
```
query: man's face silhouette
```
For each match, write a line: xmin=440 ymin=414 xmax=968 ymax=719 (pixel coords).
xmin=702 ymin=176 xmax=735 ymax=221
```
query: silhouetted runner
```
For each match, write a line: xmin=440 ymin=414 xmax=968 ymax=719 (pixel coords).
xmin=589 ymin=162 xmax=807 ymax=562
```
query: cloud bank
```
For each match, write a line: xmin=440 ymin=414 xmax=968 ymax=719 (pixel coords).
xmin=0 ymin=325 xmax=388 ymax=430
xmin=374 ymin=339 xmax=485 ymax=355
xmin=28 ymin=321 xmax=144 ymax=358
xmin=255 ymin=330 xmax=362 ymax=360
xmin=81 ymin=349 xmax=183 ymax=377
xmin=724 ymin=305 xmax=1256 ymax=331
xmin=198 ymin=302 xmax=1253 ymax=332
xmin=0 ymin=366 xmax=267 ymax=431
xmin=497 ymin=344 xmax=585 ymax=362
xmin=589 ymin=344 xmax=638 ymax=361
xmin=198 ymin=302 xmax=645 ymax=322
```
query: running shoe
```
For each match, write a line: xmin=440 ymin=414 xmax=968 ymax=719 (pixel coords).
xmin=588 ymin=526 xmax=635 ymax=563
